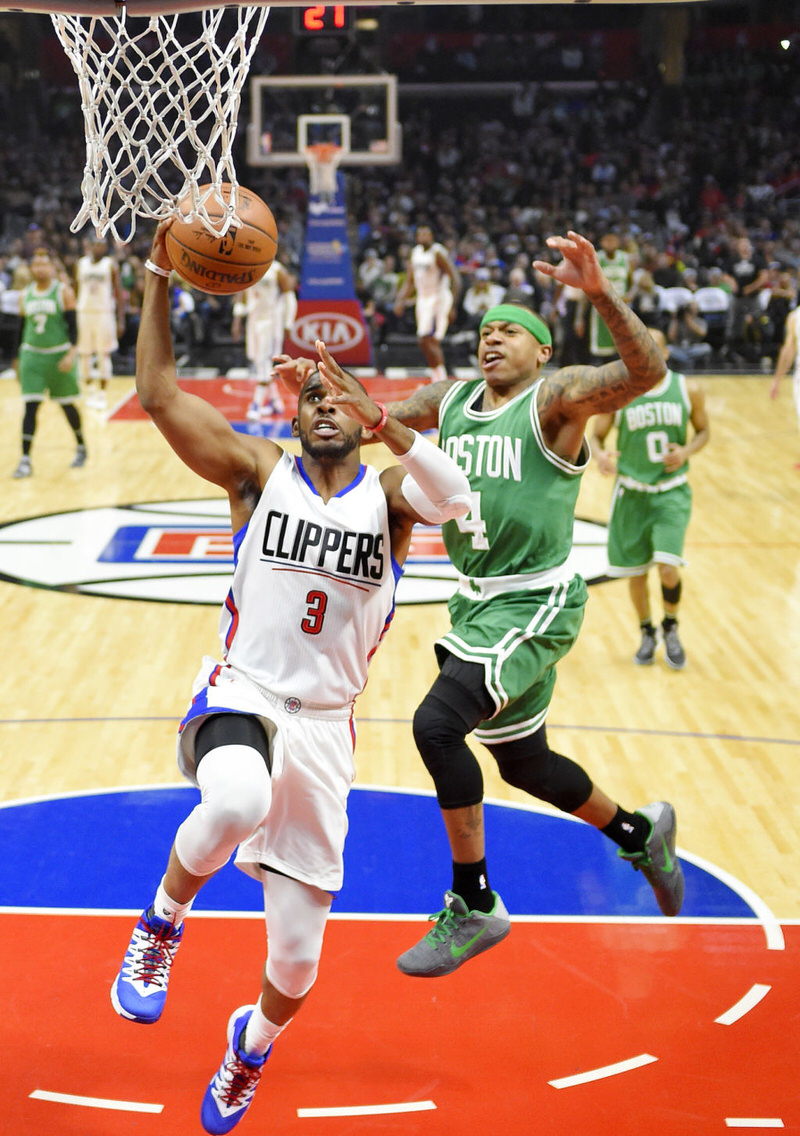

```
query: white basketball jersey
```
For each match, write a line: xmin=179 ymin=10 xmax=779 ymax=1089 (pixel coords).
xmin=76 ymin=255 xmax=116 ymax=314
xmin=219 ymin=452 xmax=400 ymax=711
xmin=791 ymin=307 xmax=800 ymax=379
xmin=411 ymin=243 xmax=450 ymax=299
xmin=245 ymin=260 xmax=284 ymax=322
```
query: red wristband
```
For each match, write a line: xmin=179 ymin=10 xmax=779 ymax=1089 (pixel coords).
xmin=371 ymin=402 xmax=389 ymax=432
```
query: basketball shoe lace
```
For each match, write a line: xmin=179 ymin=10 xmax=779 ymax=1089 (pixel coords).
xmin=122 ymin=912 xmax=182 ymax=989
xmin=216 ymin=1048 xmax=264 ymax=1109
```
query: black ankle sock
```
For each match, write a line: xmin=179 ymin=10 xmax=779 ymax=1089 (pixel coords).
xmin=662 ymin=616 xmax=677 ymax=632
xmin=640 ymin=620 xmax=655 ymax=635
xmin=452 ymin=858 xmax=494 ymax=913
xmin=601 ymin=807 xmax=649 ymax=854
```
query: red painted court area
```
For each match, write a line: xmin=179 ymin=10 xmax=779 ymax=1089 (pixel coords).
xmin=5 ymin=914 xmax=798 ymax=1134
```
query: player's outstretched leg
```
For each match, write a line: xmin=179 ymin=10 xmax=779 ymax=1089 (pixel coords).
xmin=201 ymin=1005 xmax=271 ymax=1134
xmin=397 ymin=890 xmax=511 ymax=978
xmin=619 ymin=801 xmax=685 ymax=916
xmin=110 ymin=907 xmax=184 ymax=1024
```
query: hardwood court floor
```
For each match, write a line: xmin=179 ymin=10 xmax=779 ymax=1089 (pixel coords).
xmin=0 ymin=370 xmax=798 ymax=919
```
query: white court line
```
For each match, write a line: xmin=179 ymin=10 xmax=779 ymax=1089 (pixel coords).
xmin=549 ymin=1053 xmax=657 ymax=1089
xmin=30 ymin=1089 xmax=163 ymax=1113
xmin=725 ymin=1120 xmax=784 ymax=1129
xmin=715 ymin=983 xmax=772 ymax=1025
xmin=298 ymin=1100 xmax=436 ymax=1118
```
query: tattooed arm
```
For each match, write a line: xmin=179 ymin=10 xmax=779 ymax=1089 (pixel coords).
xmin=533 ymin=231 xmax=666 ymax=459
xmin=383 ymin=379 xmax=455 ymax=433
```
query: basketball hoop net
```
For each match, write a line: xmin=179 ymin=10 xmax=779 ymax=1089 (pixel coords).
xmin=304 ymin=143 xmax=343 ymax=201
xmin=51 ymin=6 xmax=270 ymax=243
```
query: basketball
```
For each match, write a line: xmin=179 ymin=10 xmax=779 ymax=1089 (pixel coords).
xmin=165 ymin=183 xmax=278 ymax=295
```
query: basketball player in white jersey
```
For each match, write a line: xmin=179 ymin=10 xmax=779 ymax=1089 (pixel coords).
xmin=110 ymin=222 xmax=471 ymax=1134
xmin=76 ymin=237 xmax=124 ymax=410
xmin=231 ymin=258 xmax=297 ymax=422
xmin=770 ymin=301 xmax=800 ymax=469
xmin=394 ymin=224 xmax=460 ymax=383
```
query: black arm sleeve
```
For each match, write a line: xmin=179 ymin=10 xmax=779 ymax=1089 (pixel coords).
xmin=64 ymin=308 xmax=78 ymax=345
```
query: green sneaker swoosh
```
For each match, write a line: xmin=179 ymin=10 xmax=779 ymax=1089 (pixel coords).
xmin=451 ymin=925 xmax=488 ymax=959
xmin=660 ymin=837 xmax=674 ymax=873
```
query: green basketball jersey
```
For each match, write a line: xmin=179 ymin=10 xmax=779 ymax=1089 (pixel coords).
xmin=590 ymin=249 xmax=631 ymax=355
xmin=614 ymin=369 xmax=691 ymax=486
xmin=20 ymin=282 xmax=71 ymax=352
xmin=438 ymin=379 xmax=587 ymax=580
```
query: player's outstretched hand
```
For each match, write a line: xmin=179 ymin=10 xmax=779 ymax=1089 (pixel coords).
xmin=316 ymin=339 xmax=384 ymax=431
xmin=533 ymin=231 xmax=606 ymax=298
xmin=595 ymin=447 xmax=619 ymax=477
xmin=148 ymin=219 xmax=175 ymax=275
xmin=271 ymin=353 xmax=316 ymax=396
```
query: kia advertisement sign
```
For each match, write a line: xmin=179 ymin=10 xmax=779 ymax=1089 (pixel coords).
xmin=288 ymin=300 xmax=370 ymax=363
xmin=297 ymin=168 xmax=372 ymax=364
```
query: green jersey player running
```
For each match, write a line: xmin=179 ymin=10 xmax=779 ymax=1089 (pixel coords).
xmin=390 ymin=231 xmax=685 ymax=977
xmin=591 ymin=327 xmax=710 ymax=671
xmin=277 ymin=231 xmax=687 ymax=977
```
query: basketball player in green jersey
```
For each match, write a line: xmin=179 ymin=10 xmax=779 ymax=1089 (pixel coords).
xmin=591 ymin=327 xmax=710 ymax=669
xmin=578 ymin=229 xmax=633 ymax=360
xmin=274 ymin=231 xmax=687 ymax=976
xmin=373 ymin=231 xmax=685 ymax=977
xmin=12 ymin=247 xmax=87 ymax=478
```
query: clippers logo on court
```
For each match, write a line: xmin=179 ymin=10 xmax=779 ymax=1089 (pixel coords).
xmin=0 ymin=500 xmax=611 ymax=605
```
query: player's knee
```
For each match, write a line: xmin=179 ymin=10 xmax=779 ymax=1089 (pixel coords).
xmin=203 ymin=782 xmax=269 ymax=844
xmin=265 ymin=947 xmax=320 ymax=1001
xmin=413 ymin=695 xmax=463 ymax=765
xmin=266 ymin=958 xmax=319 ymax=1001
xmin=489 ymin=734 xmax=593 ymax=813
xmin=661 ymin=578 xmax=682 ymax=605
xmin=412 ymin=693 xmax=484 ymax=809
xmin=194 ymin=743 xmax=272 ymax=849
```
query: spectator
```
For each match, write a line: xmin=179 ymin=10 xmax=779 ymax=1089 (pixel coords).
xmin=725 ymin=236 xmax=772 ymax=365
xmin=666 ymin=301 xmax=712 ymax=373
xmin=461 ymin=267 xmax=505 ymax=329
xmin=503 ymin=265 xmax=534 ymax=306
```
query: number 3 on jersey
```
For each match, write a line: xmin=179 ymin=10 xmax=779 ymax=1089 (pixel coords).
xmin=455 ymin=491 xmax=490 ymax=550
xmin=302 ymin=589 xmax=328 ymax=634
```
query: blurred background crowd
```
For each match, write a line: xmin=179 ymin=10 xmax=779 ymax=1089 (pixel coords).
xmin=1 ymin=0 xmax=799 ymax=373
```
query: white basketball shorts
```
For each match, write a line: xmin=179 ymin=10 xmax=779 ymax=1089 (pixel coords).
xmin=178 ymin=658 xmax=356 ymax=894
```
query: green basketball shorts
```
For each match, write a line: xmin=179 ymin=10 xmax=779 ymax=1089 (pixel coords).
xmin=436 ymin=573 xmax=588 ymax=745
xmin=606 ymin=481 xmax=692 ymax=575
xmin=19 ymin=349 xmax=80 ymax=401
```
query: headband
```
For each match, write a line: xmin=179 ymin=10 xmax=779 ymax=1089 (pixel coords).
xmin=479 ymin=304 xmax=552 ymax=346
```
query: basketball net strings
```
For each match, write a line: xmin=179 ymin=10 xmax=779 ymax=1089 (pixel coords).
xmin=52 ymin=7 xmax=270 ymax=242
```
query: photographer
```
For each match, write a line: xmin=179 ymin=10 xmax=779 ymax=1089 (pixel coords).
xmin=667 ymin=300 xmax=712 ymax=372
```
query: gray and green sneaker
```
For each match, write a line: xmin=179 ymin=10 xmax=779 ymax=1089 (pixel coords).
xmin=396 ymin=890 xmax=511 ymax=978
xmin=619 ymin=801 xmax=684 ymax=917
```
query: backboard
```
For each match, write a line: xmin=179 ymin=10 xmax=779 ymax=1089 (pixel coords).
xmin=246 ymin=74 xmax=400 ymax=168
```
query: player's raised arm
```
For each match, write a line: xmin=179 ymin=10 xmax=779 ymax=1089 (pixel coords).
xmin=533 ymin=231 xmax=666 ymax=422
xmin=315 ymin=340 xmax=470 ymax=554
xmin=137 ymin=222 xmax=275 ymax=495
xmin=382 ymin=379 xmax=456 ymax=434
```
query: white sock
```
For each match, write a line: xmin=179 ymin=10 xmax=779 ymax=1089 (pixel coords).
xmin=242 ymin=1001 xmax=290 ymax=1056
xmin=152 ymin=877 xmax=193 ymax=927
xmin=431 ymin=363 xmax=448 ymax=383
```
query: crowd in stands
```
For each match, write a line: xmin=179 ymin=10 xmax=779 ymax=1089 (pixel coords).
xmin=1 ymin=17 xmax=800 ymax=373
